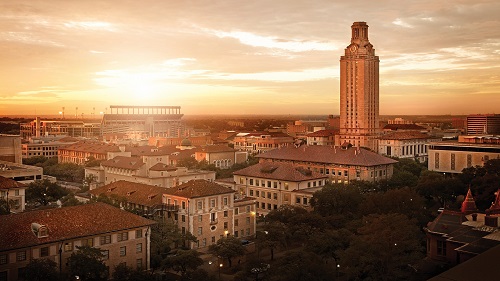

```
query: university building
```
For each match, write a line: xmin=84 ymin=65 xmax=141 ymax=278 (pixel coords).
xmin=336 ymin=22 xmax=380 ymax=151
xmin=427 ymin=135 xmax=500 ymax=174
xmin=0 ymin=203 xmax=155 ymax=281
xmin=0 ymin=176 xmax=26 ymax=213
xmin=378 ymin=131 xmax=440 ymax=162
xmin=256 ymin=143 xmax=397 ymax=184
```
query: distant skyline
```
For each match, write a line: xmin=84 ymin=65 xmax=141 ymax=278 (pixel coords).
xmin=1 ymin=0 xmax=499 ymax=116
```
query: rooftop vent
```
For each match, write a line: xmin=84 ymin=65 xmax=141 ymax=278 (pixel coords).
xmin=31 ymin=223 xmax=48 ymax=238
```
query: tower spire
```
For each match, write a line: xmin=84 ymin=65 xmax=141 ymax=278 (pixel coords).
xmin=461 ymin=187 xmax=478 ymax=215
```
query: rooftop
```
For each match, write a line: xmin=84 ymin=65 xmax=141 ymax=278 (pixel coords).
xmin=0 ymin=203 xmax=155 ymax=251
xmin=233 ymin=162 xmax=328 ymax=182
xmin=163 ymin=179 xmax=234 ymax=199
xmin=256 ymin=145 xmax=398 ymax=167
xmin=0 ymin=175 xmax=26 ymax=190
xmin=89 ymin=180 xmax=168 ymax=207
xmin=378 ymin=131 xmax=435 ymax=140
xmin=101 ymin=156 xmax=145 ymax=170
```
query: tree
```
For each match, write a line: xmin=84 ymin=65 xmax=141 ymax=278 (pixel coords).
xmin=67 ymin=246 xmax=108 ymax=281
xmin=84 ymin=156 xmax=102 ymax=167
xmin=340 ymin=213 xmax=423 ymax=281
xmin=311 ymin=184 xmax=363 ymax=217
xmin=416 ymin=171 xmax=466 ymax=207
xmin=163 ymin=250 xmax=204 ymax=277
xmin=306 ymin=228 xmax=352 ymax=265
xmin=24 ymin=258 xmax=59 ymax=281
xmin=258 ymin=222 xmax=288 ymax=261
xmin=0 ymin=198 xmax=10 ymax=215
xmin=177 ymin=157 xmax=199 ymax=169
xmin=268 ymin=250 xmax=335 ymax=281
xmin=26 ymin=179 xmax=68 ymax=206
xmin=112 ymin=263 xmax=152 ymax=281
xmin=209 ymin=236 xmax=246 ymax=267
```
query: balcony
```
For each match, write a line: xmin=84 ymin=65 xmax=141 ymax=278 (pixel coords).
xmin=210 ymin=219 xmax=218 ymax=225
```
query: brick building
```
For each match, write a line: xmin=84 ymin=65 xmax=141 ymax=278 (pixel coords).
xmin=0 ymin=135 xmax=22 ymax=164
xmin=0 ymin=203 xmax=155 ymax=281
xmin=0 ymin=176 xmax=26 ymax=213
xmin=306 ymin=129 xmax=337 ymax=146
xmin=256 ymin=143 xmax=397 ymax=183
xmin=377 ymin=131 xmax=440 ymax=162
xmin=161 ymin=180 xmax=256 ymax=249
xmin=232 ymin=162 xmax=328 ymax=215
xmin=233 ymin=132 xmax=294 ymax=155
xmin=58 ymin=141 xmax=131 ymax=165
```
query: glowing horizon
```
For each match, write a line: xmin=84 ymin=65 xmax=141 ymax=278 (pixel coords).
xmin=0 ymin=0 xmax=499 ymax=116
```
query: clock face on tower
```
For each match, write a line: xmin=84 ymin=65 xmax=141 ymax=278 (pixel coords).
xmin=349 ymin=44 xmax=358 ymax=53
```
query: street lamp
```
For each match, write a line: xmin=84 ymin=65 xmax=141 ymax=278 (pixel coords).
xmin=219 ymin=263 xmax=223 ymax=280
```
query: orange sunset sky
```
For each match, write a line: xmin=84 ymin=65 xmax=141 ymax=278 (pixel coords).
xmin=0 ymin=0 xmax=499 ymax=116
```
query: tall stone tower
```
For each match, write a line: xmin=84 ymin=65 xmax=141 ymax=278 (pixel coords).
xmin=336 ymin=22 xmax=380 ymax=151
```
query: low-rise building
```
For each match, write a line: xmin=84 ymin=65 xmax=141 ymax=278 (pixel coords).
xmin=0 ymin=176 xmax=26 ymax=213
xmin=162 ymin=180 xmax=257 ymax=249
xmin=233 ymin=162 xmax=328 ymax=215
xmin=0 ymin=135 xmax=22 ymax=164
xmin=0 ymin=203 xmax=156 ymax=281
xmin=194 ymin=145 xmax=248 ymax=169
xmin=20 ymin=117 xmax=102 ymax=139
xmin=256 ymin=143 xmax=398 ymax=184
xmin=58 ymin=141 xmax=131 ymax=165
xmin=378 ymin=131 xmax=440 ymax=162
xmin=306 ymin=129 xmax=337 ymax=146
xmin=427 ymin=135 xmax=500 ymax=174
xmin=0 ymin=160 xmax=43 ymax=183
xmin=233 ymin=132 xmax=294 ymax=155
xmin=22 ymin=136 xmax=78 ymax=159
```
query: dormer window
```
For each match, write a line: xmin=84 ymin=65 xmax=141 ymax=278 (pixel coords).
xmin=31 ymin=223 xmax=48 ymax=238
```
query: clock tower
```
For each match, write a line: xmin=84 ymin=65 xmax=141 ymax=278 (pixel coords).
xmin=336 ymin=22 xmax=380 ymax=151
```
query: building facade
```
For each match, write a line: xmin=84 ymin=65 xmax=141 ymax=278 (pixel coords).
xmin=233 ymin=162 xmax=328 ymax=215
xmin=427 ymin=135 xmax=500 ymax=174
xmin=194 ymin=145 xmax=248 ymax=169
xmin=378 ymin=131 xmax=440 ymax=162
xmin=306 ymin=129 xmax=337 ymax=146
xmin=0 ymin=135 xmax=22 ymax=164
xmin=233 ymin=132 xmax=294 ymax=155
xmin=161 ymin=180 xmax=256 ymax=249
xmin=256 ymin=144 xmax=397 ymax=184
xmin=19 ymin=117 xmax=101 ymax=139
xmin=466 ymin=114 xmax=500 ymax=135
xmin=336 ymin=22 xmax=380 ymax=151
xmin=58 ymin=141 xmax=131 ymax=165
xmin=0 ymin=176 xmax=26 ymax=213
xmin=22 ymin=137 xmax=78 ymax=159
xmin=0 ymin=203 xmax=155 ymax=281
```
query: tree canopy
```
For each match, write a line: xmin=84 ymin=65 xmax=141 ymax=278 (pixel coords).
xmin=67 ymin=246 xmax=108 ymax=281
xmin=26 ymin=179 xmax=68 ymax=206
xmin=209 ymin=236 xmax=246 ymax=267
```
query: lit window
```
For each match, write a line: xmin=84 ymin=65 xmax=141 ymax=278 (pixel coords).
xmin=17 ymin=251 xmax=26 ymax=261
xmin=117 ymin=232 xmax=129 ymax=242
xmin=100 ymin=235 xmax=111 ymax=245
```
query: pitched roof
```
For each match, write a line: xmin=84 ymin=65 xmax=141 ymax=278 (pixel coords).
xmin=89 ymin=180 xmax=167 ymax=207
xmin=256 ymin=145 xmax=398 ymax=167
xmin=0 ymin=176 xmax=26 ymax=190
xmin=195 ymin=145 xmax=236 ymax=153
xmin=60 ymin=141 xmax=122 ymax=154
xmin=382 ymin=124 xmax=425 ymax=131
xmin=101 ymin=156 xmax=144 ymax=170
xmin=378 ymin=131 xmax=434 ymax=140
xmin=163 ymin=179 xmax=234 ymax=199
xmin=149 ymin=163 xmax=178 ymax=171
xmin=233 ymin=163 xmax=327 ymax=182
xmin=425 ymin=210 xmax=469 ymax=235
xmin=306 ymin=129 xmax=338 ymax=137
xmin=0 ymin=203 xmax=155 ymax=251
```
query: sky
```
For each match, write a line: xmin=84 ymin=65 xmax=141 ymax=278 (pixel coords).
xmin=0 ymin=0 xmax=499 ymax=117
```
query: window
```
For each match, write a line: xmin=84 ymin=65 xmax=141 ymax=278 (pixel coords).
xmin=64 ymin=242 xmax=73 ymax=252
xmin=0 ymin=254 xmax=8 ymax=265
xmin=249 ymin=190 xmax=254 ymax=196
xmin=256 ymin=179 xmax=260 ymax=186
xmin=273 ymin=193 xmax=277 ymax=200
xmin=273 ymin=182 xmax=278 ymax=188
xmin=344 ymin=171 xmax=348 ymax=177
xmin=197 ymin=201 xmax=203 ymax=210
xmin=435 ymin=153 xmax=440 ymax=169
xmin=224 ymin=210 xmax=228 ymax=217
xmin=235 ymin=219 xmax=239 ymax=227
xmin=284 ymin=183 xmax=289 ymax=190
xmin=136 ymin=259 xmax=143 ymax=270
xmin=117 ymin=232 xmax=129 ymax=242
xmin=267 ymin=192 xmax=271 ymax=199
xmin=235 ymin=231 xmax=239 ymax=237
xmin=267 ymin=181 xmax=271 ymax=188
xmin=198 ymin=227 xmax=203 ymax=235
xmin=210 ymin=213 xmax=217 ymax=222
xmin=261 ymin=202 xmax=265 ymax=209
xmin=40 ymin=247 xmax=49 ymax=257
xmin=212 ymin=236 xmax=216 ymax=243
xmin=202 ymin=238 xmax=207 ymax=247
xmin=100 ymin=235 xmax=111 ymax=245
xmin=246 ymin=206 xmax=251 ymax=213
xmin=451 ymin=153 xmax=456 ymax=170
xmin=120 ymin=246 xmax=127 ymax=257
xmin=467 ymin=154 xmax=472 ymax=168
xmin=224 ymin=222 xmax=228 ymax=229
xmin=136 ymin=229 xmax=142 ymax=239
xmin=256 ymin=190 xmax=259 ymax=197
xmin=303 ymin=198 xmax=308 ymax=205
xmin=198 ymin=215 xmax=203 ymax=222
xmin=235 ymin=208 xmax=239 ymax=215
xmin=82 ymin=238 xmax=94 ymax=247
xmin=17 ymin=251 xmax=26 ymax=261
xmin=246 ymin=217 xmax=250 ymax=224
xmin=223 ymin=197 xmax=228 ymax=206
xmin=296 ymin=197 xmax=301 ymax=204
xmin=261 ymin=192 xmax=265 ymax=198
xmin=246 ymin=228 xmax=250 ymax=236
xmin=267 ymin=203 xmax=271 ymax=210
xmin=102 ymin=250 xmax=109 ymax=260
xmin=210 ymin=199 xmax=216 ymax=208
xmin=249 ymin=179 xmax=254 ymax=185
xmin=182 ymin=201 xmax=186 ymax=209
xmin=136 ymin=243 xmax=143 ymax=253
xmin=437 ymin=240 xmax=446 ymax=256
xmin=182 ymin=215 xmax=186 ymax=222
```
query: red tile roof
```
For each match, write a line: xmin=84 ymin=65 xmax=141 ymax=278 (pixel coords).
xmin=60 ymin=141 xmax=122 ymax=154
xmin=101 ymin=156 xmax=145 ymax=170
xmin=383 ymin=124 xmax=425 ymax=131
xmin=0 ymin=203 xmax=155 ymax=251
xmin=149 ymin=163 xmax=178 ymax=171
xmin=306 ymin=129 xmax=338 ymax=137
xmin=0 ymin=176 xmax=26 ymax=190
xmin=378 ymin=131 xmax=434 ymax=140
xmin=89 ymin=180 xmax=167 ymax=207
xmin=233 ymin=163 xmax=327 ymax=182
xmin=256 ymin=145 xmax=397 ymax=167
xmin=163 ymin=179 xmax=234 ymax=199
xmin=195 ymin=145 xmax=236 ymax=153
